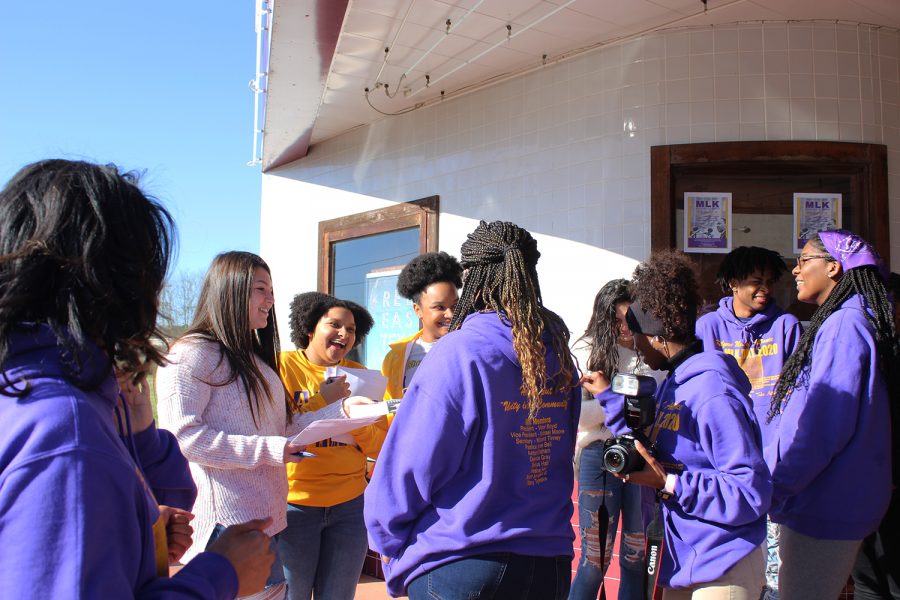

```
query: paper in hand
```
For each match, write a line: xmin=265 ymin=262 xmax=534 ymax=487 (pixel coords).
xmin=324 ymin=365 xmax=388 ymax=400
xmin=289 ymin=406 xmax=385 ymax=446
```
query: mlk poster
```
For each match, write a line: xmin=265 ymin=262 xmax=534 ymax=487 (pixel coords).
xmin=684 ymin=192 xmax=732 ymax=253
xmin=792 ymin=193 xmax=841 ymax=254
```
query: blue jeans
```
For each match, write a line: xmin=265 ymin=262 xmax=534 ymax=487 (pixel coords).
xmin=278 ymin=495 xmax=368 ymax=600
xmin=408 ymin=553 xmax=571 ymax=600
xmin=569 ymin=442 xmax=645 ymax=600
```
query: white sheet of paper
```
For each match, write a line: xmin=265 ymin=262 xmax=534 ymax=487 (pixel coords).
xmin=289 ymin=413 xmax=385 ymax=447
xmin=346 ymin=401 xmax=390 ymax=419
xmin=324 ymin=365 xmax=388 ymax=400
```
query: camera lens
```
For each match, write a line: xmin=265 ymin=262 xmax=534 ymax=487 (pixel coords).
xmin=603 ymin=447 xmax=627 ymax=473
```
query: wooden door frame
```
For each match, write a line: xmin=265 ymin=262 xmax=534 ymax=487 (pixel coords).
xmin=650 ymin=141 xmax=889 ymax=266
xmin=317 ymin=196 xmax=439 ymax=293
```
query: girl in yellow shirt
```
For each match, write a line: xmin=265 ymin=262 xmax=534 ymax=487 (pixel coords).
xmin=277 ymin=292 xmax=387 ymax=600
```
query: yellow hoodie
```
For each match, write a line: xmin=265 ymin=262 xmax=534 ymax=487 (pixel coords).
xmin=278 ymin=350 xmax=388 ymax=507
xmin=380 ymin=329 xmax=424 ymax=399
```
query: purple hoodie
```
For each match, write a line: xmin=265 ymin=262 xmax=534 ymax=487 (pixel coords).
xmin=364 ymin=311 xmax=580 ymax=597
xmin=0 ymin=325 xmax=237 ymax=599
xmin=696 ymin=297 xmax=802 ymax=462
xmin=768 ymin=294 xmax=891 ymax=540
xmin=597 ymin=349 xmax=771 ymax=589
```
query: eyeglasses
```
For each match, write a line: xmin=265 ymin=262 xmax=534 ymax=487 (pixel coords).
xmin=796 ymin=254 xmax=832 ymax=267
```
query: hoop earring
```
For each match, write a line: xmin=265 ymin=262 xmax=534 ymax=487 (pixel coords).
xmin=653 ymin=335 xmax=671 ymax=359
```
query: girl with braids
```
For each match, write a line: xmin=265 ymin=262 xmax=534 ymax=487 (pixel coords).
xmin=766 ymin=231 xmax=898 ymax=600
xmin=157 ymin=253 xmax=367 ymax=600
xmin=582 ymin=250 xmax=771 ymax=600
xmin=570 ymin=279 xmax=664 ymax=600
xmin=365 ymin=221 xmax=580 ymax=599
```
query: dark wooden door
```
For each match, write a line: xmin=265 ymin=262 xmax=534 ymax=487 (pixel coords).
xmin=651 ymin=141 xmax=889 ymax=321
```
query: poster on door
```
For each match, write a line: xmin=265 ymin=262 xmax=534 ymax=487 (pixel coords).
xmin=684 ymin=192 xmax=732 ymax=253
xmin=792 ymin=193 xmax=842 ymax=254
xmin=365 ymin=268 xmax=419 ymax=369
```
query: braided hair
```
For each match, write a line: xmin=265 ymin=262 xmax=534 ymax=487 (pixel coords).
xmin=450 ymin=221 xmax=576 ymax=419
xmin=578 ymin=279 xmax=631 ymax=375
xmin=769 ymin=235 xmax=899 ymax=421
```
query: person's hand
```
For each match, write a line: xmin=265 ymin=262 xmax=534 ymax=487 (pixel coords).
xmin=116 ymin=368 xmax=154 ymax=432
xmin=207 ymin=518 xmax=275 ymax=597
xmin=320 ymin=375 xmax=349 ymax=404
xmin=283 ymin=443 xmax=313 ymax=463
xmin=159 ymin=505 xmax=194 ymax=564
xmin=614 ymin=440 xmax=667 ymax=489
xmin=341 ymin=395 xmax=375 ymax=413
xmin=580 ymin=370 xmax=611 ymax=396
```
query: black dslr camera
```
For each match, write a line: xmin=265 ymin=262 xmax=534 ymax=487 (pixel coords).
xmin=602 ymin=373 xmax=657 ymax=475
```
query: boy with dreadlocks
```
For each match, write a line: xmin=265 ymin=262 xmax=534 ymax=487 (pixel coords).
xmin=695 ymin=246 xmax=802 ymax=599
xmin=365 ymin=221 xmax=580 ymax=599
xmin=768 ymin=231 xmax=898 ymax=600
xmin=381 ymin=251 xmax=462 ymax=399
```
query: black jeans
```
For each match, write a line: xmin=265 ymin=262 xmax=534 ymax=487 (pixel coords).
xmin=408 ymin=552 xmax=572 ymax=600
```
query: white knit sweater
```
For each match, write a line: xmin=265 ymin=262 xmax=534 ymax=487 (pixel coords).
xmin=156 ymin=337 xmax=343 ymax=564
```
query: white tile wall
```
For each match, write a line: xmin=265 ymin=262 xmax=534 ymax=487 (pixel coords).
xmin=261 ymin=21 xmax=900 ymax=337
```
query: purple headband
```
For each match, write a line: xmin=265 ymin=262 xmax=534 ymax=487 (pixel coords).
xmin=818 ymin=230 xmax=883 ymax=272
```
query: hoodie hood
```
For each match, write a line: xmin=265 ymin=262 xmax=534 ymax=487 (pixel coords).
xmin=460 ymin=311 xmax=573 ymax=384
xmin=714 ymin=296 xmax=783 ymax=346
xmin=2 ymin=323 xmax=116 ymax=399
xmin=672 ymin=348 xmax=752 ymax=399
xmin=387 ymin=329 xmax=423 ymax=351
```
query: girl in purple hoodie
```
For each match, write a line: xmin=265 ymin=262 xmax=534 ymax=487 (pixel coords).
xmin=0 ymin=160 xmax=274 ymax=598
xmin=366 ymin=221 xmax=580 ymax=599
xmin=767 ymin=230 xmax=898 ymax=600
xmin=583 ymin=250 xmax=771 ymax=600
xmin=695 ymin=246 xmax=802 ymax=599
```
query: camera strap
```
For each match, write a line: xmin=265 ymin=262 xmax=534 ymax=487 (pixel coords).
xmin=643 ymin=500 xmax=665 ymax=600
xmin=595 ymin=503 xmax=609 ymax=600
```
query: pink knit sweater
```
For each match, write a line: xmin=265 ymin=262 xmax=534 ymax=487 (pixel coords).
xmin=156 ymin=337 xmax=343 ymax=563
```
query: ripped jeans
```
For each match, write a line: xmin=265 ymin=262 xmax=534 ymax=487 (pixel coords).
xmin=569 ymin=442 xmax=646 ymax=600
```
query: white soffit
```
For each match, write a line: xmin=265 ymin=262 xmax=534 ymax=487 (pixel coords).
xmin=262 ymin=0 xmax=900 ymax=170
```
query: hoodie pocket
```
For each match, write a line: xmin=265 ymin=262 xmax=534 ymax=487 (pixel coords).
xmin=664 ymin=512 xmax=698 ymax=586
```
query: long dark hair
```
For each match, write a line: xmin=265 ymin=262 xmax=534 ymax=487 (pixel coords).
xmin=182 ymin=251 xmax=289 ymax=426
xmin=0 ymin=159 xmax=174 ymax=387
xmin=579 ymin=279 xmax=632 ymax=375
xmin=450 ymin=220 xmax=576 ymax=419
xmin=769 ymin=234 xmax=899 ymax=421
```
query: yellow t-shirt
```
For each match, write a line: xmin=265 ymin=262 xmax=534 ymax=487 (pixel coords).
xmin=278 ymin=350 xmax=388 ymax=507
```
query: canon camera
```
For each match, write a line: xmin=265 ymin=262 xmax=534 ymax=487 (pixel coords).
xmin=602 ymin=373 xmax=657 ymax=475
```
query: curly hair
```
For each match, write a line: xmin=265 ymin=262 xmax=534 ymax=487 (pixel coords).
xmin=629 ymin=249 xmax=699 ymax=343
xmin=578 ymin=279 xmax=632 ymax=375
xmin=289 ymin=291 xmax=374 ymax=349
xmin=0 ymin=159 xmax=174 ymax=388
xmin=715 ymin=246 xmax=788 ymax=295
xmin=450 ymin=220 xmax=576 ymax=419
xmin=769 ymin=235 xmax=899 ymax=422
xmin=397 ymin=251 xmax=463 ymax=303
xmin=183 ymin=252 xmax=289 ymax=427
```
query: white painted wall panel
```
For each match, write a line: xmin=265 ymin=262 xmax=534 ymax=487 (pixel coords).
xmin=261 ymin=22 xmax=900 ymax=349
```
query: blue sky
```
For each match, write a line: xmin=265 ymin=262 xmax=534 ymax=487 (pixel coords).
xmin=0 ymin=1 xmax=262 ymax=276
